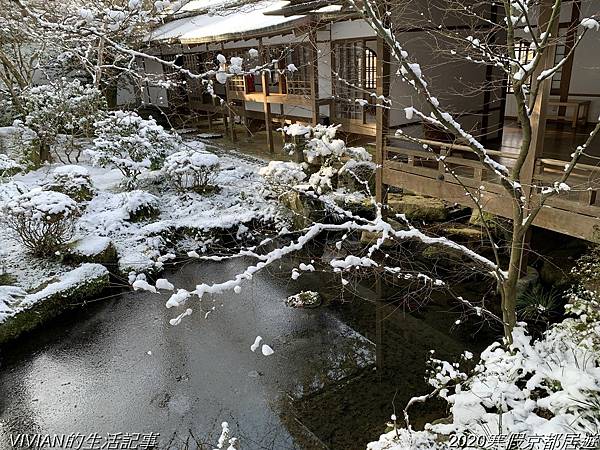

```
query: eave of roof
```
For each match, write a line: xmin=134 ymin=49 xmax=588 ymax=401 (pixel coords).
xmin=179 ymin=15 xmax=310 ymax=44
xmin=146 ymin=0 xmax=308 ymax=45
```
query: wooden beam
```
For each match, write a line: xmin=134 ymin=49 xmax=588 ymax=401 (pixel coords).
xmin=375 ymin=35 xmax=390 ymax=205
xmin=382 ymin=168 xmax=600 ymax=242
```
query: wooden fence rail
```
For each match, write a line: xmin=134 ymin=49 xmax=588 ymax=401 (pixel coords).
xmin=382 ymin=137 xmax=600 ymax=242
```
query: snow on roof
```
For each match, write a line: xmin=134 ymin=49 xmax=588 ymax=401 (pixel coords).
xmin=147 ymin=1 xmax=305 ymax=44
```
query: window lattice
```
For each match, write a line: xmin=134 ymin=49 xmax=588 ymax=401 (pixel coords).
xmin=333 ymin=41 xmax=377 ymax=121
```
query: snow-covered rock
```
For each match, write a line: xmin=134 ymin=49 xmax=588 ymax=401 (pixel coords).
xmin=0 ymin=264 xmax=109 ymax=343
xmin=44 ymin=165 xmax=95 ymax=201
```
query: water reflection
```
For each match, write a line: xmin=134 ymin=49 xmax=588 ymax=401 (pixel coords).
xmin=0 ymin=259 xmax=493 ymax=450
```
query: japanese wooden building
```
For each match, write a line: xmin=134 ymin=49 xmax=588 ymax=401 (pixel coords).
xmin=132 ymin=0 xmax=600 ymax=242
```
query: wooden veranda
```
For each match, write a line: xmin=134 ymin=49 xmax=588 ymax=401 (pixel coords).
xmin=381 ymin=136 xmax=600 ymax=242
xmin=146 ymin=0 xmax=600 ymax=243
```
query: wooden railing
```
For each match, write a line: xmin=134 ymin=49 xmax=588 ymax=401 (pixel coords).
xmin=228 ymin=75 xmax=246 ymax=93
xmin=286 ymin=79 xmax=312 ymax=96
xmin=227 ymin=75 xmax=313 ymax=98
xmin=382 ymin=136 xmax=600 ymax=241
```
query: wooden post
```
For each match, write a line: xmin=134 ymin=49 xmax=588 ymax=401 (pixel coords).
xmin=521 ymin=0 xmax=558 ymax=203
xmin=309 ymin=28 xmax=320 ymax=126
xmin=207 ymin=110 xmax=213 ymax=131
xmin=375 ymin=36 xmax=391 ymax=206
xmin=228 ymin=105 xmax=237 ymax=142
xmin=262 ymin=70 xmax=274 ymax=153
xmin=258 ymin=38 xmax=274 ymax=153
xmin=558 ymin=0 xmax=582 ymax=117
xmin=224 ymin=80 xmax=236 ymax=142
xmin=330 ymin=40 xmax=337 ymax=123
xmin=220 ymin=43 xmax=229 ymax=134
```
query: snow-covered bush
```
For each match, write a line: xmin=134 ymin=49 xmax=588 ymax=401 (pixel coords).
xmin=369 ymin=291 xmax=600 ymax=450
xmin=259 ymin=160 xmax=307 ymax=194
xmin=20 ymin=79 xmax=106 ymax=163
xmin=0 ymin=94 xmax=17 ymax=127
xmin=1 ymin=188 xmax=79 ymax=256
xmin=308 ymin=166 xmax=337 ymax=195
xmin=124 ymin=190 xmax=160 ymax=222
xmin=43 ymin=165 xmax=95 ymax=202
xmin=163 ymin=145 xmax=219 ymax=193
xmin=0 ymin=125 xmax=40 ymax=170
xmin=0 ymin=154 xmax=23 ymax=179
xmin=285 ymin=291 xmax=321 ymax=308
xmin=276 ymin=123 xmax=375 ymax=195
xmin=87 ymin=111 xmax=180 ymax=189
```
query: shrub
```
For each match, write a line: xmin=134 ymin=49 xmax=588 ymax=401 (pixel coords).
xmin=163 ymin=146 xmax=219 ymax=193
xmin=123 ymin=190 xmax=160 ymax=222
xmin=0 ymin=154 xmax=23 ymax=179
xmin=274 ymin=123 xmax=375 ymax=195
xmin=43 ymin=165 xmax=95 ymax=202
xmin=259 ymin=161 xmax=307 ymax=195
xmin=87 ymin=111 xmax=180 ymax=189
xmin=21 ymin=79 xmax=106 ymax=163
xmin=516 ymin=284 xmax=561 ymax=323
xmin=0 ymin=124 xmax=40 ymax=169
xmin=0 ymin=93 xmax=17 ymax=127
xmin=1 ymin=188 xmax=79 ymax=256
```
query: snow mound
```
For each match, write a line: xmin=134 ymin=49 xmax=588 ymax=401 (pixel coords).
xmin=4 ymin=188 xmax=79 ymax=219
xmin=259 ymin=161 xmax=306 ymax=185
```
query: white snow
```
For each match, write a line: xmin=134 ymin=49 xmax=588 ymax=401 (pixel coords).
xmin=132 ymin=279 xmax=157 ymax=293
xmin=581 ymin=17 xmax=599 ymax=31
xmin=70 ymin=236 xmax=112 ymax=257
xmin=155 ymin=278 xmax=175 ymax=291
xmin=259 ymin=161 xmax=307 ymax=185
xmin=165 ymin=289 xmax=191 ymax=308
xmin=250 ymin=335 xmax=262 ymax=352
xmin=169 ymin=307 xmax=192 ymax=326
xmin=147 ymin=1 xmax=304 ymax=44
xmin=4 ymin=188 xmax=79 ymax=219
xmin=261 ymin=344 xmax=274 ymax=356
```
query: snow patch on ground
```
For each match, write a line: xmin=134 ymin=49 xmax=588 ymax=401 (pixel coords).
xmin=0 ymin=138 xmax=285 ymax=281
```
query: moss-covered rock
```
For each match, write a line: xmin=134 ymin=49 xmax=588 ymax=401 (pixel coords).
xmin=64 ymin=236 xmax=118 ymax=265
xmin=281 ymin=191 xmax=325 ymax=230
xmin=443 ymin=226 xmax=485 ymax=241
xmin=0 ymin=264 xmax=110 ymax=345
xmin=337 ymin=161 xmax=376 ymax=194
xmin=124 ymin=191 xmax=160 ymax=222
xmin=516 ymin=266 xmax=540 ymax=297
xmin=422 ymin=244 xmax=466 ymax=264
xmin=332 ymin=194 xmax=377 ymax=220
xmin=0 ymin=273 xmax=17 ymax=286
xmin=387 ymin=193 xmax=448 ymax=222
xmin=539 ymin=260 xmax=572 ymax=288
xmin=360 ymin=230 xmax=395 ymax=247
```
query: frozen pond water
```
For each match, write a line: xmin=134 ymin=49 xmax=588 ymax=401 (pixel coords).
xmin=0 ymin=258 xmax=489 ymax=449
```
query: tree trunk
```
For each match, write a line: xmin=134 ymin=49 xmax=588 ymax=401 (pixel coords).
xmin=500 ymin=220 xmax=526 ymax=344
xmin=39 ymin=141 xmax=51 ymax=164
